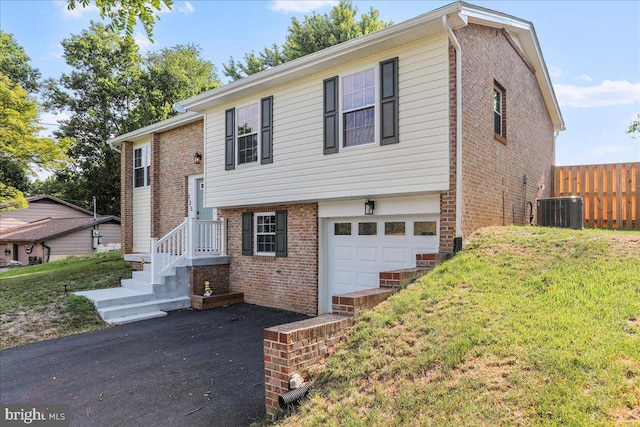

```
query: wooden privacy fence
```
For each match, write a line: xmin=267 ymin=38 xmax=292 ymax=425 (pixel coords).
xmin=553 ymin=162 xmax=639 ymax=229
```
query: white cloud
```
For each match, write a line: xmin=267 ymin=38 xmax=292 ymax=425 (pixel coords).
xmin=577 ymin=74 xmax=593 ymax=82
xmin=134 ymin=32 xmax=155 ymax=52
xmin=589 ymin=145 xmax=633 ymax=156
xmin=269 ymin=0 xmax=337 ymax=13
xmin=548 ymin=65 xmax=563 ymax=79
xmin=554 ymin=80 xmax=640 ymax=108
xmin=56 ymin=0 xmax=98 ymax=19
xmin=159 ymin=1 xmax=195 ymax=15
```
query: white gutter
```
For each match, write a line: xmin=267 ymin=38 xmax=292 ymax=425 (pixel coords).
xmin=444 ymin=14 xmax=463 ymax=239
xmin=107 ymin=139 xmax=121 ymax=153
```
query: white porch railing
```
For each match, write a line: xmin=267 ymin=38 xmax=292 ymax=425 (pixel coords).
xmin=150 ymin=217 xmax=226 ymax=284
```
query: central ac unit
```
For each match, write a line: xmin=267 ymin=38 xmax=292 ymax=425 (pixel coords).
xmin=537 ymin=197 xmax=583 ymax=229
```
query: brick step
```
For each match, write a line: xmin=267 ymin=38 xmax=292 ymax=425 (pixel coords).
xmin=379 ymin=267 xmax=431 ymax=289
xmin=332 ymin=288 xmax=396 ymax=317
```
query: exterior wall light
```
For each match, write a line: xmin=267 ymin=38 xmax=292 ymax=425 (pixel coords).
xmin=4 ymin=248 xmax=10 ymax=257
xmin=193 ymin=152 xmax=203 ymax=165
xmin=364 ymin=199 xmax=375 ymax=215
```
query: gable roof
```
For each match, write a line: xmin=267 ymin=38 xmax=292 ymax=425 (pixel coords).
xmin=107 ymin=111 xmax=203 ymax=148
xmin=0 ymin=216 xmax=120 ymax=243
xmin=176 ymin=1 xmax=563 ymax=132
xmin=0 ymin=194 xmax=94 ymax=216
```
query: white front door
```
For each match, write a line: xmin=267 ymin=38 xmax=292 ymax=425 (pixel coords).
xmin=325 ymin=215 xmax=439 ymax=311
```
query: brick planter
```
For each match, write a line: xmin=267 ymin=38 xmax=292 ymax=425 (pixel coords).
xmin=191 ymin=293 xmax=243 ymax=310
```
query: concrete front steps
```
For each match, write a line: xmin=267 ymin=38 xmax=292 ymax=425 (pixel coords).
xmin=75 ymin=261 xmax=191 ymax=325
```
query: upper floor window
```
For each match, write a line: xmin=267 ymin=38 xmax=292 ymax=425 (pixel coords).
xmin=343 ymin=68 xmax=376 ymax=147
xmin=237 ymin=102 xmax=260 ymax=165
xmin=134 ymin=145 xmax=150 ymax=188
xmin=494 ymin=83 xmax=506 ymax=142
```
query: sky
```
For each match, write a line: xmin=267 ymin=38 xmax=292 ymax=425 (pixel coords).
xmin=1 ymin=0 xmax=639 ymax=167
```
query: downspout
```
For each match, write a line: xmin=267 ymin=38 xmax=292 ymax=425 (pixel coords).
xmin=42 ymin=243 xmax=51 ymax=263
xmin=107 ymin=139 xmax=121 ymax=154
xmin=443 ymin=15 xmax=463 ymax=248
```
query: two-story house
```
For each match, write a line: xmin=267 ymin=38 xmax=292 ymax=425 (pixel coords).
xmin=96 ymin=1 xmax=563 ymax=324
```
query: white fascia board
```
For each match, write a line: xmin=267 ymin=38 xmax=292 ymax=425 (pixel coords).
xmin=459 ymin=3 xmax=565 ymax=131
xmin=107 ymin=111 xmax=203 ymax=148
xmin=179 ymin=3 xmax=466 ymax=112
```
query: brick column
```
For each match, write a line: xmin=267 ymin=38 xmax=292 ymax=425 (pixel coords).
xmin=120 ymin=141 xmax=134 ymax=255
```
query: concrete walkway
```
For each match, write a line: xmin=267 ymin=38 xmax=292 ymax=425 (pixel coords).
xmin=0 ymin=304 xmax=308 ymax=427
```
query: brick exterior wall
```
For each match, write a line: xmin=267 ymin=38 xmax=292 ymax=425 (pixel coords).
xmin=219 ymin=203 xmax=318 ymax=316
xmin=152 ymin=120 xmax=205 ymax=238
xmin=189 ymin=265 xmax=230 ymax=296
xmin=440 ymin=42 xmax=458 ymax=254
xmin=456 ymin=25 xmax=554 ymax=237
xmin=120 ymin=141 xmax=134 ymax=255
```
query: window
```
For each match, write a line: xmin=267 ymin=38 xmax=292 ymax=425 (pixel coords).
xmin=323 ymin=57 xmax=398 ymax=154
xmin=494 ymin=83 xmax=506 ymax=141
xmin=134 ymin=145 xmax=150 ymax=188
xmin=343 ymin=68 xmax=376 ymax=147
xmin=358 ymin=222 xmax=377 ymax=235
xmin=225 ymin=97 xmax=273 ymax=170
xmin=385 ymin=222 xmax=405 ymax=236
xmin=414 ymin=221 xmax=437 ymax=236
xmin=334 ymin=223 xmax=352 ymax=235
xmin=237 ymin=103 xmax=259 ymax=165
xmin=255 ymin=213 xmax=276 ymax=255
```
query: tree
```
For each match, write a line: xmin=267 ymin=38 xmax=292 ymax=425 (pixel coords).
xmin=628 ymin=113 xmax=639 ymax=138
xmin=0 ymin=31 xmax=41 ymax=93
xmin=43 ymin=23 xmax=221 ymax=215
xmin=223 ymin=0 xmax=392 ymax=81
xmin=66 ymin=0 xmax=173 ymax=41
xmin=0 ymin=74 xmax=70 ymax=211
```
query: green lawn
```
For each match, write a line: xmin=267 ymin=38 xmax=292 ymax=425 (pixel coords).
xmin=280 ymin=226 xmax=640 ymax=426
xmin=0 ymin=251 xmax=131 ymax=349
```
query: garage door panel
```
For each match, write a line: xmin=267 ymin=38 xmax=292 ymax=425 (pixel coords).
xmin=356 ymin=246 xmax=378 ymax=262
xmin=356 ymin=272 xmax=379 ymax=288
xmin=382 ymin=247 xmax=408 ymax=263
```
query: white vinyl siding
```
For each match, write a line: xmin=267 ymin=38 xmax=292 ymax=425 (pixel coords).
xmin=47 ymin=223 xmax=121 ymax=261
xmin=132 ymin=139 xmax=151 ymax=253
xmin=0 ymin=200 xmax=92 ymax=232
xmin=204 ymin=34 xmax=450 ymax=208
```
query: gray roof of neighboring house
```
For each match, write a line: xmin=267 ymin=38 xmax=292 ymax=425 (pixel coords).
xmin=0 ymin=194 xmax=95 ymax=216
xmin=0 ymin=216 xmax=120 ymax=243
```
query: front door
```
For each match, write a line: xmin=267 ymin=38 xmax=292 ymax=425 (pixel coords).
xmin=196 ymin=178 xmax=213 ymax=221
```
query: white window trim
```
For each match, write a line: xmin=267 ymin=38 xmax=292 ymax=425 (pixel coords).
xmin=236 ymin=100 xmax=261 ymax=167
xmin=254 ymin=211 xmax=276 ymax=256
xmin=133 ymin=144 xmax=150 ymax=189
xmin=339 ymin=65 xmax=380 ymax=150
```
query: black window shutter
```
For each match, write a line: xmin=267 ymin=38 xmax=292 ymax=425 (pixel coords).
xmin=275 ymin=210 xmax=287 ymax=258
xmin=380 ymin=57 xmax=399 ymax=145
xmin=323 ymin=76 xmax=339 ymax=154
xmin=261 ymin=96 xmax=273 ymax=164
xmin=225 ymin=108 xmax=235 ymax=170
xmin=241 ymin=212 xmax=253 ymax=255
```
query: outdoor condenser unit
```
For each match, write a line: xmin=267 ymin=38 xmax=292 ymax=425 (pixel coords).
xmin=537 ymin=197 xmax=584 ymax=229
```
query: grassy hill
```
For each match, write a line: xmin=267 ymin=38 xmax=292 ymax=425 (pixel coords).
xmin=0 ymin=251 xmax=131 ymax=349
xmin=281 ymin=227 xmax=640 ymax=426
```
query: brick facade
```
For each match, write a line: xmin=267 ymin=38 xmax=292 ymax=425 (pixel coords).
xmin=456 ymin=25 xmax=554 ymax=237
xmin=120 ymin=141 xmax=134 ymax=255
xmin=219 ymin=203 xmax=318 ymax=316
xmin=152 ymin=121 xmax=205 ymax=238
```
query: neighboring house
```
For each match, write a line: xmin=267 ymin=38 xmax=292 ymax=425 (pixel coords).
xmin=100 ymin=1 xmax=563 ymax=323
xmin=0 ymin=195 xmax=121 ymax=265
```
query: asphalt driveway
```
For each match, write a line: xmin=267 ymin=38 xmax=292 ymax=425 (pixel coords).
xmin=0 ymin=304 xmax=308 ymax=427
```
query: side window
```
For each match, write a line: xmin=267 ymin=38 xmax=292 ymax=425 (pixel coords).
xmin=343 ymin=68 xmax=376 ymax=147
xmin=225 ymin=96 xmax=274 ymax=170
xmin=242 ymin=210 xmax=287 ymax=257
xmin=133 ymin=145 xmax=150 ymax=188
xmin=494 ymin=82 xmax=506 ymax=142
xmin=237 ymin=103 xmax=259 ymax=165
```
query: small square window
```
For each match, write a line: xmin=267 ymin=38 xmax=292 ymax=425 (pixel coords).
xmin=334 ymin=223 xmax=352 ymax=235
xmin=414 ymin=221 xmax=437 ymax=236
xmin=358 ymin=222 xmax=377 ymax=235
xmin=385 ymin=222 xmax=405 ymax=236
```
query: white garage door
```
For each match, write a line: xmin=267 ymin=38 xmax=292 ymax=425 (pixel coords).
xmin=327 ymin=215 xmax=439 ymax=298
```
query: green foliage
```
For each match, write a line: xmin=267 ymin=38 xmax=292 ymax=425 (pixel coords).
xmin=0 ymin=250 xmax=131 ymax=349
xmin=223 ymin=0 xmax=392 ymax=81
xmin=283 ymin=227 xmax=640 ymax=426
xmin=66 ymin=0 xmax=173 ymax=41
xmin=42 ymin=24 xmax=220 ymax=216
xmin=628 ymin=113 xmax=639 ymax=138
xmin=0 ymin=31 xmax=41 ymax=93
